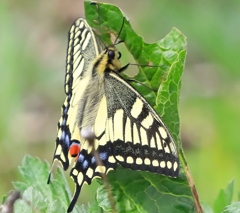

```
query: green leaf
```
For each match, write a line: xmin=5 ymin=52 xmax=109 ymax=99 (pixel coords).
xmin=12 ymin=155 xmax=84 ymax=213
xmin=97 ymin=167 xmax=194 ymax=213
xmin=223 ymin=201 xmax=240 ymax=213
xmin=213 ymin=180 xmax=234 ymax=213
xmin=201 ymin=203 xmax=214 ymax=213
xmin=85 ymin=1 xmax=196 ymax=213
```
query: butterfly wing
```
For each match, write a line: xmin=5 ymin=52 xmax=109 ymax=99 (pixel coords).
xmin=68 ymin=71 xmax=179 ymax=212
xmin=68 ymin=94 xmax=116 ymax=212
xmin=52 ymin=15 xmax=179 ymax=213
xmin=50 ymin=18 xmax=103 ymax=171
xmin=103 ymin=72 xmax=179 ymax=176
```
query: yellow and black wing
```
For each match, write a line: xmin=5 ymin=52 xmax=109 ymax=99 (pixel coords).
xmin=69 ymin=71 xmax=179 ymax=212
xmin=49 ymin=17 xmax=179 ymax=213
xmin=49 ymin=18 xmax=103 ymax=171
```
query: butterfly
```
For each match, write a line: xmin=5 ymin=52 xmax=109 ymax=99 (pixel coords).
xmin=48 ymin=13 xmax=179 ymax=213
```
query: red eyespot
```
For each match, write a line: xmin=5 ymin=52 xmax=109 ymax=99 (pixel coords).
xmin=69 ymin=143 xmax=80 ymax=158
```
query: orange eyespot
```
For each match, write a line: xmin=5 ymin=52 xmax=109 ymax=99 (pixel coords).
xmin=69 ymin=143 xmax=80 ymax=158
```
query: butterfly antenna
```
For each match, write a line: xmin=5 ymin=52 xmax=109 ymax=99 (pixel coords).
xmin=114 ymin=17 xmax=125 ymax=45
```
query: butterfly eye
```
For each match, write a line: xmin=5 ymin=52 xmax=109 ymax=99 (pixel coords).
xmin=108 ymin=50 xmax=115 ymax=59
xmin=118 ymin=51 xmax=121 ymax=59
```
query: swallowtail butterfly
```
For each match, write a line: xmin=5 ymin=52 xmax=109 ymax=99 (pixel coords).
xmin=48 ymin=6 xmax=179 ymax=212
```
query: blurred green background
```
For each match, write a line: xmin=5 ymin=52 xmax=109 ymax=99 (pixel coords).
xmin=1 ymin=0 xmax=239 ymax=208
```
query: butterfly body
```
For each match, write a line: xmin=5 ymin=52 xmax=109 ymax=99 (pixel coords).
xmin=49 ymin=17 xmax=179 ymax=212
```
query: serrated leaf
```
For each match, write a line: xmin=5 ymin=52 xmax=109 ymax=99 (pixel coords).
xmin=47 ymin=167 xmax=72 ymax=210
xmin=13 ymin=155 xmax=51 ymax=198
xmin=223 ymin=201 xmax=240 ymax=213
xmin=214 ymin=180 xmax=234 ymax=213
xmin=97 ymin=167 xmax=194 ymax=213
xmin=84 ymin=2 xmax=195 ymax=213
xmin=12 ymin=155 xmax=81 ymax=213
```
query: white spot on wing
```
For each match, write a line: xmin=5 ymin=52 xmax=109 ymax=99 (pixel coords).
xmin=160 ymin=161 xmax=166 ymax=168
xmin=124 ymin=118 xmax=132 ymax=142
xmin=74 ymin=30 xmax=80 ymax=39
xmin=167 ymin=161 xmax=172 ymax=169
xmin=141 ymin=114 xmax=154 ymax=129
xmin=139 ymin=127 xmax=148 ymax=146
xmin=86 ymin=168 xmax=94 ymax=178
xmin=173 ymin=161 xmax=178 ymax=171
xmin=73 ymin=43 xmax=80 ymax=57
xmin=116 ymin=155 xmax=124 ymax=162
xmin=95 ymin=166 xmax=106 ymax=173
xmin=163 ymin=141 xmax=170 ymax=153
xmin=126 ymin=156 xmax=134 ymax=164
xmin=136 ymin=157 xmax=143 ymax=165
xmin=150 ymin=137 xmax=156 ymax=148
xmin=79 ymin=20 xmax=84 ymax=28
xmin=106 ymin=168 xmax=114 ymax=174
xmin=108 ymin=156 xmax=116 ymax=163
xmin=140 ymin=128 xmax=148 ymax=146
xmin=72 ymin=169 xmax=78 ymax=176
xmin=152 ymin=159 xmax=159 ymax=167
xmin=131 ymin=98 xmax=143 ymax=119
xmin=144 ymin=158 xmax=150 ymax=165
xmin=113 ymin=109 xmax=124 ymax=141
xmin=82 ymin=32 xmax=91 ymax=50
xmin=94 ymin=96 xmax=107 ymax=140
xmin=156 ymin=133 xmax=162 ymax=150
xmin=70 ymin=25 xmax=75 ymax=34
xmin=133 ymin=124 xmax=140 ymax=145
xmin=169 ymin=141 xmax=178 ymax=156
xmin=77 ymin=172 xmax=84 ymax=185
xmin=73 ymin=57 xmax=84 ymax=78
xmin=55 ymin=145 xmax=62 ymax=155
xmin=159 ymin=126 xmax=168 ymax=139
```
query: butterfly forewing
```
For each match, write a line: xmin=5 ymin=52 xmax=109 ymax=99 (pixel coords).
xmin=50 ymin=18 xmax=103 ymax=171
xmin=103 ymin=72 xmax=179 ymax=176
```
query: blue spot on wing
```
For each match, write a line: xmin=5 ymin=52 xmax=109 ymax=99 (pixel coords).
xmin=61 ymin=131 xmax=66 ymax=140
xmin=78 ymin=154 xmax=84 ymax=162
xmin=65 ymin=134 xmax=70 ymax=145
xmin=91 ymin=156 xmax=96 ymax=164
xmin=99 ymin=152 xmax=107 ymax=161
xmin=82 ymin=160 xmax=89 ymax=169
xmin=62 ymin=118 xmax=66 ymax=126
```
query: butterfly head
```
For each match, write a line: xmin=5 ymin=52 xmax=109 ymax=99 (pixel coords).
xmin=96 ymin=46 xmax=122 ymax=74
